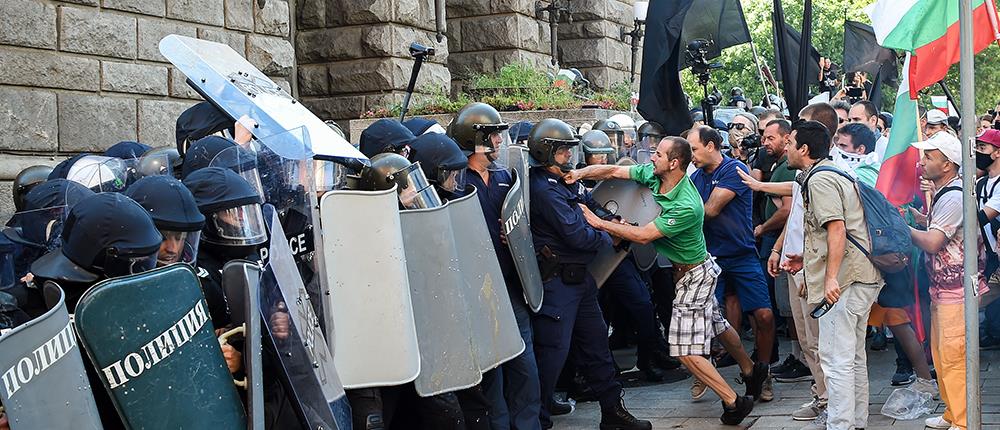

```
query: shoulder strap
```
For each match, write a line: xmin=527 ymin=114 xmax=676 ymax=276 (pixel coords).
xmin=932 ymin=186 xmax=962 ymax=207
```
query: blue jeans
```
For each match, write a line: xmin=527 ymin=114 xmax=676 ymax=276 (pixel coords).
xmin=482 ymin=295 xmax=542 ymax=430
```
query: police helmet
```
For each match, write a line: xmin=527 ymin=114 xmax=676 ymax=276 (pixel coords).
xmin=137 ymin=147 xmax=182 ymax=178
xmin=448 ymin=102 xmax=509 ymax=156
xmin=126 ymin=175 xmax=206 ymax=266
xmin=31 ymin=193 xmax=162 ymax=283
xmin=359 ymin=153 xmax=442 ymax=209
xmin=409 ymin=133 xmax=468 ymax=193
xmin=12 ymin=165 xmax=53 ymax=212
xmin=359 ymin=119 xmax=416 ymax=158
xmin=183 ymin=167 xmax=267 ymax=247
xmin=528 ymin=119 xmax=580 ymax=172
xmin=4 ymin=179 xmax=95 ymax=251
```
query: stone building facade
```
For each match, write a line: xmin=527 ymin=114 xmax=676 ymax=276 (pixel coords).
xmin=0 ymin=0 xmax=642 ymax=220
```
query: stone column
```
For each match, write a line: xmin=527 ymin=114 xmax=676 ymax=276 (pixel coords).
xmin=294 ymin=0 xmax=451 ymax=122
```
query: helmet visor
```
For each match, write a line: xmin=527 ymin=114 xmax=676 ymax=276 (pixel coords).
xmin=436 ymin=167 xmax=467 ymax=193
xmin=207 ymin=203 xmax=268 ymax=246
xmin=635 ymin=135 xmax=662 ymax=164
xmin=67 ymin=156 xmax=128 ymax=192
xmin=549 ymin=142 xmax=579 ymax=173
xmin=94 ymin=250 xmax=159 ymax=279
xmin=209 ymin=145 xmax=266 ymax=199
xmin=137 ymin=151 xmax=176 ymax=178
xmin=395 ymin=162 xmax=442 ymax=209
xmin=314 ymin=160 xmax=347 ymax=194
xmin=482 ymin=131 xmax=513 ymax=172
xmin=157 ymin=230 xmax=201 ymax=266
xmin=4 ymin=206 xmax=69 ymax=250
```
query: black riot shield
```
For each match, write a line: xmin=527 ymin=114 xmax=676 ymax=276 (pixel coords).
xmin=631 ymin=244 xmax=659 ymax=271
xmin=158 ymin=34 xmax=367 ymax=168
xmin=0 ymin=287 xmax=102 ymax=430
xmin=451 ymin=188 xmax=525 ymax=371
xmin=399 ymin=205 xmax=482 ymax=397
xmin=587 ymin=179 xmax=662 ymax=287
xmin=74 ymin=264 xmax=246 ymax=429
xmin=318 ymin=187 xmax=420 ymax=389
xmin=261 ymin=206 xmax=350 ymax=429
xmin=501 ymin=169 xmax=543 ymax=312
xmin=222 ymin=260 xmax=264 ymax=430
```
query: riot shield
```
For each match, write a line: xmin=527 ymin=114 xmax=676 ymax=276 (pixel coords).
xmin=222 ymin=260 xmax=264 ymax=430
xmin=318 ymin=187 xmax=420 ymax=389
xmin=501 ymin=170 xmax=543 ymax=312
xmin=399 ymin=206 xmax=481 ymax=397
xmin=158 ymin=34 xmax=367 ymax=169
xmin=248 ymin=127 xmax=329 ymax=331
xmin=587 ymin=179 xmax=662 ymax=287
xmin=451 ymin=188 xmax=525 ymax=371
xmin=74 ymin=264 xmax=246 ymax=429
xmin=261 ymin=206 xmax=350 ymax=429
xmin=632 ymin=244 xmax=658 ymax=272
xmin=0 ymin=286 xmax=102 ymax=430
xmin=508 ymin=144 xmax=532 ymax=213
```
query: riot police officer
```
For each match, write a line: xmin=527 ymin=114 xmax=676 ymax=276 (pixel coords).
xmin=11 ymin=166 xmax=53 ymax=212
xmin=526 ymin=118 xmax=650 ymax=430
xmin=592 ymin=119 xmax=625 ymax=163
xmin=182 ymin=167 xmax=267 ymax=327
xmin=451 ymin=102 xmax=543 ymax=430
xmin=408 ymin=132 xmax=469 ymax=201
xmin=359 ymin=118 xmax=417 ymax=158
xmin=125 ymin=175 xmax=206 ymax=267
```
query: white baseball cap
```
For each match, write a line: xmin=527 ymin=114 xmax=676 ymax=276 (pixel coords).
xmin=911 ymin=131 xmax=961 ymax=166
xmin=925 ymin=109 xmax=949 ymax=125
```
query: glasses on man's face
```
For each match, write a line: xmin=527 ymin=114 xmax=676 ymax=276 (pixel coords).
xmin=728 ymin=123 xmax=748 ymax=131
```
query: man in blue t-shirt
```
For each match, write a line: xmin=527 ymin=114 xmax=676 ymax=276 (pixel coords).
xmin=689 ymin=125 xmax=777 ymax=402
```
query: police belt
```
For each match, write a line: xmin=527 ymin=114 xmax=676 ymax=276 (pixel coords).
xmin=670 ymin=256 xmax=709 ymax=282
xmin=542 ymin=263 xmax=589 ymax=285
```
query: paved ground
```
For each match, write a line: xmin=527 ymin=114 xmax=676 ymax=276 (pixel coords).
xmin=551 ymin=340 xmax=1000 ymax=429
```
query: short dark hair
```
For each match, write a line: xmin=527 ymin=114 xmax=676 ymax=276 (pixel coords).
xmin=695 ymin=126 xmax=724 ymax=151
xmin=792 ymin=120 xmax=831 ymax=160
xmin=799 ymin=102 xmax=839 ymax=138
xmin=758 ymin=109 xmax=784 ymax=123
xmin=836 ymin=123 xmax=878 ymax=154
xmin=852 ymin=100 xmax=878 ymax=118
xmin=766 ymin=119 xmax=792 ymax=135
xmin=663 ymin=136 xmax=693 ymax=169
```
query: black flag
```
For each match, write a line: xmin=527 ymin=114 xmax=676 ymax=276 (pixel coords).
xmin=677 ymin=0 xmax=751 ymax=70
xmin=638 ymin=0 xmax=696 ymax=136
xmin=795 ymin=0 xmax=813 ymax=116
xmin=772 ymin=1 xmax=819 ymax=118
xmin=843 ymin=20 xmax=898 ymax=107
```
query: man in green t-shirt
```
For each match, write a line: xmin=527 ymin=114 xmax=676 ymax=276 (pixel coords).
xmin=567 ymin=136 xmax=756 ymax=425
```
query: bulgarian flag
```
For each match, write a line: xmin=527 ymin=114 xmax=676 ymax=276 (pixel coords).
xmin=874 ymin=54 xmax=921 ymax=208
xmin=867 ymin=0 xmax=1000 ymax=98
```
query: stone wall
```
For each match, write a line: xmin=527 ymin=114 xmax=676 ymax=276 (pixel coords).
xmin=294 ymin=0 xmax=452 ymax=123
xmin=0 ymin=0 xmax=295 ymax=222
xmin=445 ymin=0 xmax=553 ymax=91
xmin=558 ymin=0 xmax=641 ymax=89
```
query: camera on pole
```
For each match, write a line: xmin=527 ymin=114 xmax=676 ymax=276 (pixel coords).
xmin=400 ymin=42 xmax=436 ymax=122
xmin=686 ymin=39 xmax=723 ymax=128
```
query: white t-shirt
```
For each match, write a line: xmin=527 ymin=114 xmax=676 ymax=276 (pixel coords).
xmin=874 ymin=135 xmax=890 ymax=162
xmin=781 ymin=181 xmax=806 ymax=265
xmin=978 ymin=175 xmax=1000 ymax=252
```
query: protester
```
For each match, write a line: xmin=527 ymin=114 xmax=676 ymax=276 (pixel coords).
xmin=976 ymin=129 xmax=1000 ymax=350
xmin=910 ymin=132 xmax=988 ymax=430
xmin=688 ymin=125 xmax=776 ymax=402
xmin=567 ymin=136 xmax=760 ymax=425
xmin=831 ymin=100 xmax=851 ymax=128
xmin=787 ymin=120 xmax=883 ymax=430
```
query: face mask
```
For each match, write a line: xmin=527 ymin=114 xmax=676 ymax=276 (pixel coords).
xmin=977 ymin=151 xmax=994 ymax=170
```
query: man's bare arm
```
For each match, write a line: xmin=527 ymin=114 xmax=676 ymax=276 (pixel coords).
xmin=564 ymin=164 xmax=632 ymax=184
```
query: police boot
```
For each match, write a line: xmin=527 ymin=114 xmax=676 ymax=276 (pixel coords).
xmin=651 ymin=348 xmax=682 ymax=371
xmin=599 ymin=395 xmax=652 ymax=430
xmin=550 ymin=393 xmax=575 ymax=416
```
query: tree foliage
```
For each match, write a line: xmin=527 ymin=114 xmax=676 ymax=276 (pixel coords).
xmin=680 ymin=0 xmax=1000 ymax=115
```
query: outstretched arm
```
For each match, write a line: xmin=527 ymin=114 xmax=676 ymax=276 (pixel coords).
xmin=564 ymin=164 xmax=632 ymax=184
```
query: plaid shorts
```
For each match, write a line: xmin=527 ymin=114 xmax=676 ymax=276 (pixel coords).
xmin=668 ymin=256 xmax=731 ymax=357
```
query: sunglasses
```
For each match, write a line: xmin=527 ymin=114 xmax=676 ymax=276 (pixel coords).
xmin=727 ymin=123 xmax=748 ymax=131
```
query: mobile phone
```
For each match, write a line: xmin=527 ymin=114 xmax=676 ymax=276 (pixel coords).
xmin=810 ymin=300 xmax=834 ymax=319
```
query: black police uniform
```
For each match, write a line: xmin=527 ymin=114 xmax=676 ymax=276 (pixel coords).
xmin=528 ymin=166 xmax=621 ymax=427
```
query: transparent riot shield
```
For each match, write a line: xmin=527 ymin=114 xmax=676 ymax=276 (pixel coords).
xmin=221 ymin=260 xmax=264 ymax=430
xmin=158 ymin=34 xmax=368 ymax=169
xmin=508 ymin=144 xmax=532 ymax=219
xmin=261 ymin=206 xmax=350 ymax=429
xmin=74 ymin=264 xmax=247 ymax=429
xmin=500 ymin=170 xmax=543 ymax=312
xmin=0 ymin=286 xmax=102 ymax=430
xmin=399 ymin=205 xmax=481 ymax=397
xmin=449 ymin=187 xmax=525 ymax=371
xmin=587 ymin=179 xmax=662 ymax=287
xmin=66 ymin=155 xmax=128 ymax=193
xmin=319 ymin=186 xmax=421 ymax=389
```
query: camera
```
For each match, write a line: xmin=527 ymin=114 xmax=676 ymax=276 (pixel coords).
xmin=408 ymin=42 xmax=435 ymax=57
xmin=686 ymin=39 xmax=722 ymax=79
xmin=740 ymin=133 xmax=761 ymax=150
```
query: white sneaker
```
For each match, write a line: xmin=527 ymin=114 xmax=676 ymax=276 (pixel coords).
xmin=924 ymin=415 xmax=951 ymax=429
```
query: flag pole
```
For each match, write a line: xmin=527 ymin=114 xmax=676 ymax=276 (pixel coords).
xmin=958 ymin=0 xmax=981 ymax=428
xmin=748 ymin=37 xmax=773 ymax=107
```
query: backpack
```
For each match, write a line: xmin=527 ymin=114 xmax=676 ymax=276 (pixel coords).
xmin=804 ymin=166 xmax=913 ymax=273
